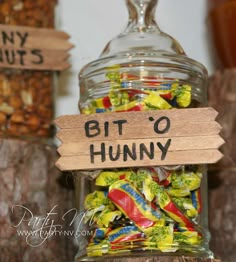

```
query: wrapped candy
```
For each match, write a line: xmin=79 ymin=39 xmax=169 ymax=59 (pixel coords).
xmin=83 ymin=167 xmax=203 ymax=256
xmin=115 ymin=100 xmax=144 ymax=112
xmin=171 ymin=83 xmax=192 ymax=107
xmin=144 ymin=224 xmax=177 ymax=252
xmin=108 ymin=226 xmax=143 ymax=244
xmin=95 ymin=171 xmax=121 ymax=187
xmin=94 ymin=96 xmax=112 ymax=109
xmin=155 ymin=187 xmax=195 ymax=229
xmin=108 ymin=180 xmax=163 ymax=228
xmin=144 ymin=91 xmax=172 ymax=110
xmin=172 ymin=197 xmax=198 ymax=218
xmin=191 ymin=189 xmax=202 ymax=213
xmin=91 ymin=228 xmax=112 ymax=244
xmin=95 ymin=208 xmax=122 ymax=228
xmin=174 ymin=231 xmax=201 ymax=245
xmin=167 ymin=187 xmax=191 ymax=197
xmin=171 ymin=171 xmax=202 ymax=191
xmin=84 ymin=191 xmax=112 ymax=209
xmin=86 ymin=240 xmax=110 ymax=257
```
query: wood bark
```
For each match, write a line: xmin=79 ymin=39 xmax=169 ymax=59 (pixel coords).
xmin=0 ymin=138 xmax=76 ymax=262
xmin=208 ymin=69 xmax=236 ymax=262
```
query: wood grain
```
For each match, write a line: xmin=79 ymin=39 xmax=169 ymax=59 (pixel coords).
xmin=58 ymin=136 xmax=224 ymax=156
xmin=55 ymin=108 xmax=224 ymax=171
xmin=55 ymin=108 xmax=218 ymax=129
xmin=0 ymin=47 xmax=70 ymax=71
xmin=56 ymin=121 xmax=221 ymax=143
xmin=0 ymin=24 xmax=70 ymax=39
xmin=0 ymin=24 xmax=72 ymax=71
xmin=56 ymin=149 xmax=223 ymax=171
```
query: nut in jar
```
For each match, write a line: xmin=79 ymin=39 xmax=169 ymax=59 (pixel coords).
xmin=0 ymin=70 xmax=54 ymax=138
xmin=0 ymin=0 xmax=57 ymax=139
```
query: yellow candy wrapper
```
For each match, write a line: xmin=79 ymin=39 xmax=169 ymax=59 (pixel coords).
xmin=87 ymin=240 xmax=110 ymax=257
xmin=167 ymin=187 xmax=191 ymax=197
xmin=95 ymin=171 xmax=120 ymax=186
xmin=84 ymin=191 xmax=113 ymax=210
xmin=171 ymin=83 xmax=192 ymax=108
xmin=172 ymin=197 xmax=198 ymax=218
xmin=96 ymin=208 xmax=122 ymax=228
xmin=171 ymin=171 xmax=202 ymax=191
xmin=176 ymin=84 xmax=192 ymax=107
xmin=144 ymin=224 xmax=177 ymax=252
xmin=174 ymin=231 xmax=201 ymax=245
xmin=144 ymin=91 xmax=172 ymax=109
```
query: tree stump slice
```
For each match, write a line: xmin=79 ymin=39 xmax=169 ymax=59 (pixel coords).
xmin=0 ymin=138 xmax=76 ymax=262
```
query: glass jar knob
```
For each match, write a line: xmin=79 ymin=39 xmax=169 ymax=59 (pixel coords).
xmin=101 ymin=0 xmax=184 ymax=56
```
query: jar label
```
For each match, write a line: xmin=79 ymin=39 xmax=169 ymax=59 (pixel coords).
xmin=55 ymin=107 xmax=224 ymax=171
xmin=0 ymin=24 xmax=72 ymax=71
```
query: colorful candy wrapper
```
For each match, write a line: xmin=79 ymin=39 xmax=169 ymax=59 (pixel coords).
xmin=107 ymin=226 xmax=143 ymax=244
xmin=152 ymin=167 xmax=172 ymax=186
xmin=119 ymin=168 xmax=167 ymax=203
xmin=108 ymin=180 xmax=163 ymax=228
xmin=167 ymin=187 xmax=190 ymax=197
xmin=91 ymin=228 xmax=112 ymax=244
xmin=176 ymin=85 xmax=192 ymax=108
xmin=84 ymin=191 xmax=114 ymax=210
xmin=109 ymin=90 xmax=129 ymax=107
xmin=114 ymin=100 xmax=144 ymax=112
xmin=106 ymin=65 xmax=121 ymax=81
xmin=191 ymin=189 xmax=202 ymax=213
xmin=94 ymin=96 xmax=112 ymax=109
xmin=87 ymin=240 xmax=110 ymax=257
xmin=156 ymin=187 xmax=195 ymax=228
xmin=144 ymin=91 xmax=172 ymax=110
xmin=171 ymin=171 xmax=202 ymax=191
xmin=142 ymin=176 xmax=156 ymax=202
xmin=144 ymin=224 xmax=177 ymax=252
xmin=171 ymin=83 xmax=192 ymax=108
xmin=95 ymin=171 xmax=121 ymax=187
xmin=84 ymin=205 xmax=105 ymax=224
xmin=172 ymin=197 xmax=198 ymax=218
xmin=95 ymin=208 xmax=122 ymax=228
xmin=174 ymin=231 xmax=201 ymax=245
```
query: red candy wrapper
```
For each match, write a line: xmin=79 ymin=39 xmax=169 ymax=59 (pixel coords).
xmin=108 ymin=180 xmax=163 ymax=229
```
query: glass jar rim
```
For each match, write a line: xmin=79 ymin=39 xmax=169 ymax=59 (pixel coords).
xmin=79 ymin=51 xmax=208 ymax=80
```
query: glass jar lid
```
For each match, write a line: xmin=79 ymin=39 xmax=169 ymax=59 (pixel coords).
xmin=79 ymin=0 xmax=208 ymax=107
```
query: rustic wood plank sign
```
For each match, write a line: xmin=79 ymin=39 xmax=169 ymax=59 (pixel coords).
xmin=55 ymin=107 xmax=224 ymax=171
xmin=0 ymin=24 xmax=73 ymax=71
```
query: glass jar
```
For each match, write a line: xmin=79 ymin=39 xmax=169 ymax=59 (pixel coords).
xmin=75 ymin=0 xmax=211 ymax=260
xmin=0 ymin=0 xmax=56 ymax=139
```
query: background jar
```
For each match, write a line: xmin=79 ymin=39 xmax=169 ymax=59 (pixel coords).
xmin=0 ymin=0 xmax=57 ymax=139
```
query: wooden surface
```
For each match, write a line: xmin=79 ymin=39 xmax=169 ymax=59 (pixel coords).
xmin=0 ymin=139 xmax=76 ymax=262
xmin=0 ymin=24 xmax=72 ymax=71
xmin=55 ymin=108 xmax=223 ymax=171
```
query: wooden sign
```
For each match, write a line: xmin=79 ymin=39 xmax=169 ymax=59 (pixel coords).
xmin=0 ymin=24 xmax=73 ymax=71
xmin=55 ymin=107 xmax=224 ymax=171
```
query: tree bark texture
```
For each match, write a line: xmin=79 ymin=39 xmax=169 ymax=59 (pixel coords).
xmin=208 ymin=69 xmax=236 ymax=262
xmin=0 ymin=139 xmax=76 ymax=262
